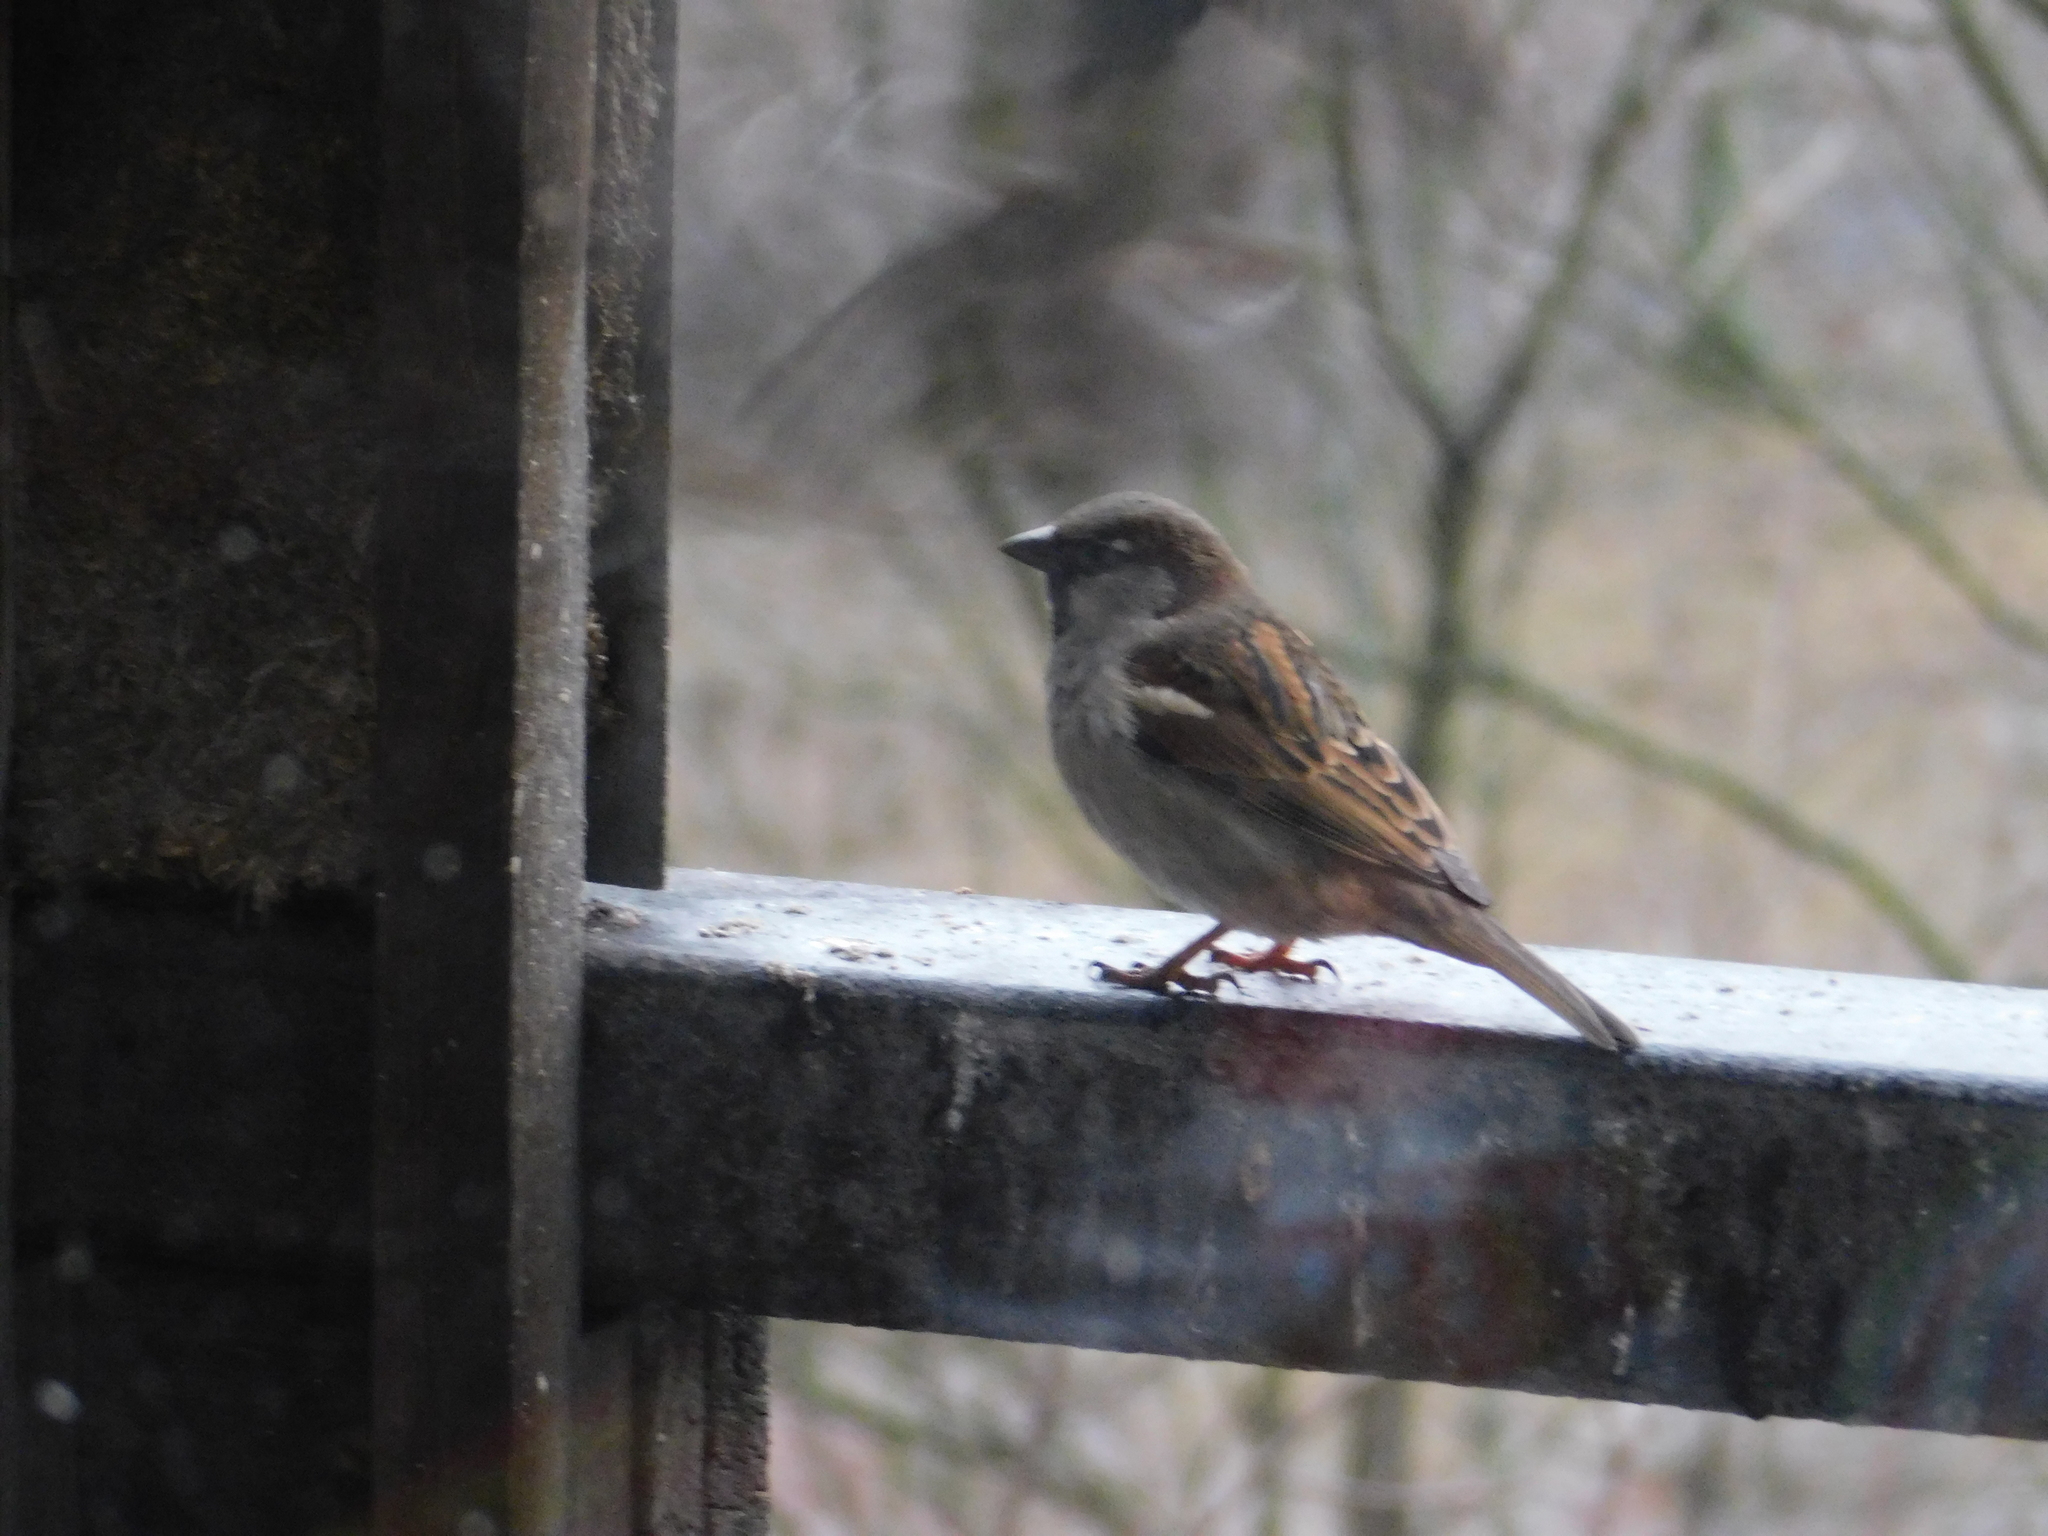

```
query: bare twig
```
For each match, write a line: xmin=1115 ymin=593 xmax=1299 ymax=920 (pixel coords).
xmin=1754 ymin=0 xmax=1942 ymax=44
xmin=1958 ymin=259 xmax=2048 ymax=501
xmin=1324 ymin=3 xmax=1711 ymax=786
xmin=991 ymin=1353 xmax=1074 ymax=1536
xmin=1854 ymin=48 xmax=2048 ymax=329
xmin=1463 ymin=29 xmax=1663 ymax=461
xmin=1183 ymin=1374 xmax=1356 ymax=1536
xmin=1940 ymin=0 xmax=2048 ymax=211
xmin=1346 ymin=1377 xmax=1413 ymax=1536
xmin=1636 ymin=39 xmax=2048 ymax=657
xmin=1638 ymin=195 xmax=2048 ymax=661
xmin=1319 ymin=45 xmax=1459 ymax=449
xmin=1396 ymin=13 xmax=1668 ymax=771
xmin=1465 ymin=657 xmax=1974 ymax=979
xmin=1242 ymin=1370 xmax=1289 ymax=1536
xmin=1323 ymin=642 xmax=1973 ymax=978
xmin=782 ymin=1374 xmax=1141 ymax=1533
xmin=1754 ymin=369 xmax=2048 ymax=657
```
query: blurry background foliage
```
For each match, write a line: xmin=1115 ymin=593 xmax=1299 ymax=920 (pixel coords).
xmin=661 ymin=0 xmax=2048 ymax=1528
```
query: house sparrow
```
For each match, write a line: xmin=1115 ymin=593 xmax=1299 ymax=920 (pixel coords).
xmin=1001 ymin=491 xmax=1638 ymax=1052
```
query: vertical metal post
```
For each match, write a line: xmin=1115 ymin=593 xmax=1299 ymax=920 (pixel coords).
xmin=375 ymin=0 xmax=597 ymax=1531
xmin=580 ymin=3 xmax=770 ymax=1530
xmin=584 ymin=0 xmax=675 ymax=891
xmin=630 ymin=1309 xmax=768 ymax=1536
xmin=0 ymin=0 xmax=16 ymax=1522
xmin=512 ymin=0 xmax=601 ymax=1528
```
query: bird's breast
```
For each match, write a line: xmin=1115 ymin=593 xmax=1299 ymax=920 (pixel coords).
xmin=1044 ymin=640 xmax=1323 ymax=931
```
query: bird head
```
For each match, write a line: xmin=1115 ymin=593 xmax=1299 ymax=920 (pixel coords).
xmin=1000 ymin=492 xmax=1250 ymax=636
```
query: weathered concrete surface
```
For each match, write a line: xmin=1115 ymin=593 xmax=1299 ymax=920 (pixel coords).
xmin=584 ymin=870 xmax=2048 ymax=1439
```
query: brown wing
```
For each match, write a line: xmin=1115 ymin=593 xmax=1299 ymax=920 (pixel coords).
xmin=1125 ymin=611 xmax=1493 ymax=906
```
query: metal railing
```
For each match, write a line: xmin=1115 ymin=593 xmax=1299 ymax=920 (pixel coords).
xmin=584 ymin=868 xmax=2048 ymax=1441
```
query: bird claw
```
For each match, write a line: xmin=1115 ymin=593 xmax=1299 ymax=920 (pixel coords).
xmin=1204 ymin=943 xmax=1339 ymax=984
xmin=1287 ymin=955 xmax=1341 ymax=983
xmin=1091 ymin=959 xmax=1241 ymax=996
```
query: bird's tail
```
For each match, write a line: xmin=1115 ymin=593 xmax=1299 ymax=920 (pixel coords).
xmin=1422 ymin=908 xmax=1640 ymax=1052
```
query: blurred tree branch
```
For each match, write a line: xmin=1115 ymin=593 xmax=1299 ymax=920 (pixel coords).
xmin=1461 ymin=655 xmax=1970 ymax=978
xmin=1642 ymin=44 xmax=2048 ymax=664
xmin=1184 ymin=1374 xmax=1354 ymax=1536
xmin=1759 ymin=367 xmax=2048 ymax=658
xmin=782 ymin=1370 xmax=1142 ymax=1533
xmin=1959 ymin=259 xmax=2048 ymax=502
xmin=990 ymin=1353 xmax=1077 ymax=1536
xmin=1850 ymin=44 xmax=2048 ymax=328
xmin=1326 ymin=641 xmax=1974 ymax=978
xmin=1939 ymin=0 xmax=2048 ymax=210
xmin=1656 ymin=293 xmax=2048 ymax=658
xmin=1241 ymin=1369 xmax=1290 ymax=1536
xmin=1627 ymin=15 xmax=2048 ymax=676
xmin=1925 ymin=0 xmax=2048 ymax=509
xmin=1752 ymin=0 xmax=1940 ymax=43
xmin=1320 ymin=47 xmax=1457 ymax=448
xmin=1346 ymin=1378 xmax=1411 ymax=1536
xmin=1323 ymin=2 xmax=1711 ymax=787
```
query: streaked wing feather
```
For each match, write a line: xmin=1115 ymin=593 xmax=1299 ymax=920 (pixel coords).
xmin=1127 ymin=614 xmax=1492 ymax=906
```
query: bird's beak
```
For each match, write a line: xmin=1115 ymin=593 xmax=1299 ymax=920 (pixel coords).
xmin=999 ymin=524 xmax=1059 ymax=571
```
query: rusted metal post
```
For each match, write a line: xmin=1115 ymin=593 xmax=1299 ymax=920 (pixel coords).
xmin=375 ymin=0 xmax=598 ymax=1530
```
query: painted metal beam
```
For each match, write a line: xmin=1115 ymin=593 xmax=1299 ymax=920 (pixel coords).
xmin=24 ymin=867 xmax=2048 ymax=1447
xmin=374 ymin=0 xmax=597 ymax=1529
xmin=583 ymin=869 xmax=2048 ymax=1440
xmin=583 ymin=0 xmax=676 ymax=893
xmin=579 ymin=1 xmax=770 ymax=1523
